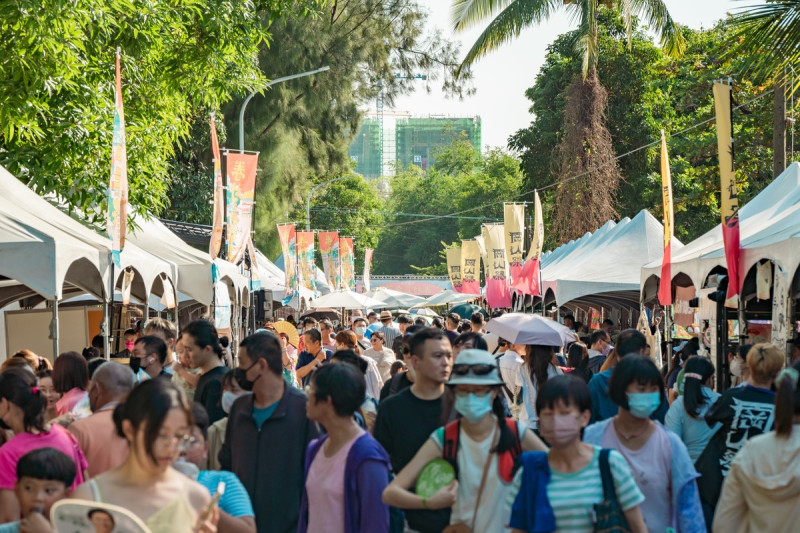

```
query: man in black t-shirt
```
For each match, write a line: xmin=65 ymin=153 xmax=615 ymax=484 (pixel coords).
xmin=374 ymin=328 xmax=453 ymax=533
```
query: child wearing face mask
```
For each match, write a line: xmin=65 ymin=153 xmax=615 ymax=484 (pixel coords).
xmin=206 ymin=370 xmax=251 ymax=471
xmin=383 ymin=349 xmax=547 ymax=533
xmin=510 ymin=375 xmax=647 ymax=533
xmin=583 ymin=355 xmax=705 ymax=533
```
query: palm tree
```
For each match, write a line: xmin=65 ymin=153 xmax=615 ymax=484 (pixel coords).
xmin=451 ymin=0 xmax=685 ymax=242
xmin=453 ymin=0 xmax=685 ymax=77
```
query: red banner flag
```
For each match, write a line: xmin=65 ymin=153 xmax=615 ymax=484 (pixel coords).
xmin=658 ymin=131 xmax=674 ymax=306
xmin=209 ymin=115 xmax=224 ymax=259
xmin=514 ymin=191 xmax=544 ymax=295
xmin=225 ymin=152 xmax=258 ymax=263
xmin=713 ymin=81 xmax=740 ymax=308
xmin=483 ymin=224 xmax=512 ymax=308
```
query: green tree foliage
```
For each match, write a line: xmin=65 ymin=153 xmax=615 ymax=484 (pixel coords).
xmin=296 ymin=175 xmax=384 ymax=271
xmin=221 ymin=0 xmax=474 ymax=259
xmin=511 ymin=17 xmax=788 ymax=246
xmin=0 ymin=0 xmax=314 ymax=224
xmin=374 ymin=139 xmax=522 ymax=274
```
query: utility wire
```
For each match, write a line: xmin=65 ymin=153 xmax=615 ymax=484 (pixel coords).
xmin=383 ymin=87 xmax=776 ymax=229
xmin=309 ymin=206 xmax=501 ymax=221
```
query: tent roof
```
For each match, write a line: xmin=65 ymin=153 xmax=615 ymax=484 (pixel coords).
xmin=543 ymin=210 xmax=678 ymax=307
xmin=642 ymin=162 xmax=800 ymax=289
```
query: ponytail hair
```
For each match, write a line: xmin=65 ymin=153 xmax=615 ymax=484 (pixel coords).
xmin=491 ymin=388 xmax=516 ymax=454
xmin=0 ymin=369 xmax=47 ymax=432
xmin=182 ymin=319 xmax=223 ymax=359
xmin=775 ymin=360 xmax=800 ymax=438
xmin=683 ymin=356 xmax=716 ymax=419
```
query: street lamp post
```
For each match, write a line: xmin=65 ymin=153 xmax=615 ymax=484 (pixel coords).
xmin=239 ymin=66 xmax=330 ymax=153
xmin=306 ymin=174 xmax=356 ymax=231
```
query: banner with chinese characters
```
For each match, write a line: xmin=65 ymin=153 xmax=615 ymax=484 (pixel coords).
xmin=225 ymin=152 xmax=258 ymax=263
xmin=713 ymin=81 xmax=740 ymax=308
xmin=658 ymin=131 xmax=674 ymax=306
xmin=503 ymin=204 xmax=525 ymax=285
xmin=107 ymin=50 xmax=128 ymax=266
xmin=296 ymin=231 xmax=316 ymax=291
xmin=340 ymin=237 xmax=356 ymax=290
xmin=363 ymin=248 xmax=374 ymax=292
xmin=446 ymin=246 xmax=463 ymax=292
xmin=483 ymin=224 xmax=511 ymax=308
xmin=515 ymin=191 xmax=544 ymax=295
xmin=318 ymin=231 xmax=340 ymax=290
xmin=208 ymin=115 xmax=224 ymax=259
xmin=460 ymin=240 xmax=481 ymax=295
xmin=277 ymin=224 xmax=298 ymax=301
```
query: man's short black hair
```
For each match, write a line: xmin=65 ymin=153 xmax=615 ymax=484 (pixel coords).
xmin=239 ymin=331 xmax=283 ymax=375
xmin=319 ymin=319 xmax=333 ymax=331
xmin=136 ymin=335 xmax=168 ymax=365
xmin=367 ymin=311 xmax=378 ymax=319
xmin=470 ymin=311 xmax=485 ymax=325
xmin=616 ymin=329 xmax=647 ymax=357
xmin=563 ymin=314 xmax=575 ymax=322
xmin=589 ymin=330 xmax=609 ymax=347
xmin=303 ymin=328 xmax=322 ymax=345
xmin=91 ymin=335 xmax=105 ymax=349
xmin=310 ymin=362 xmax=366 ymax=417
xmin=453 ymin=331 xmax=488 ymax=351
xmin=353 ymin=317 xmax=367 ymax=327
xmin=302 ymin=317 xmax=318 ymax=328
xmin=397 ymin=314 xmax=413 ymax=325
xmin=536 ymin=375 xmax=591 ymax=414
xmin=123 ymin=328 xmax=136 ymax=337
xmin=609 ymin=354 xmax=665 ymax=410
xmin=409 ymin=328 xmax=447 ymax=359
xmin=446 ymin=313 xmax=461 ymax=327
xmin=602 ymin=319 xmax=614 ymax=327
xmin=16 ymin=448 xmax=76 ymax=486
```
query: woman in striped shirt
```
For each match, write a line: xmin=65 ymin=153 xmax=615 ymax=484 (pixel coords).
xmin=511 ymin=375 xmax=647 ymax=533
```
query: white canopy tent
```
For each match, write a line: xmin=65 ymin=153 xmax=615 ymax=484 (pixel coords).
xmin=641 ymin=162 xmax=800 ymax=294
xmin=364 ymin=287 xmax=426 ymax=309
xmin=542 ymin=210 xmax=677 ymax=309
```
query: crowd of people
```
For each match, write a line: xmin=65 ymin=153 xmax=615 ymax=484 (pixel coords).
xmin=0 ymin=309 xmax=798 ymax=533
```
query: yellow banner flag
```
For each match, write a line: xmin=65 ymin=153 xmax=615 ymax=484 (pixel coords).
xmin=446 ymin=246 xmax=463 ymax=292
xmin=504 ymin=204 xmax=525 ymax=282
xmin=460 ymin=240 xmax=481 ymax=294
xmin=658 ymin=131 xmax=674 ymax=306
xmin=484 ymin=223 xmax=511 ymax=307
xmin=527 ymin=191 xmax=544 ymax=260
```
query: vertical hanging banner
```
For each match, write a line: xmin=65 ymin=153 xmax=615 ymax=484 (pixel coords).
xmin=208 ymin=115 xmax=224 ymax=259
xmin=107 ymin=49 xmax=128 ymax=266
xmin=503 ymin=204 xmax=525 ymax=285
xmin=339 ymin=237 xmax=356 ymax=290
xmin=277 ymin=224 xmax=298 ymax=302
xmin=225 ymin=152 xmax=258 ymax=263
xmin=658 ymin=131 xmax=674 ymax=306
xmin=713 ymin=80 xmax=741 ymax=308
xmin=475 ymin=235 xmax=488 ymax=276
xmin=246 ymin=237 xmax=261 ymax=291
xmin=446 ymin=246 xmax=463 ymax=292
xmin=484 ymin=224 xmax=512 ymax=308
xmin=515 ymin=191 xmax=544 ymax=295
xmin=460 ymin=240 xmax=482 ymax=295
xmin=295 ymin=231 xmax=316 ymax=291
xmin=318 ymin=231 xmax=340 ymax=289
xmin=363 ymin=248 xmax=374 ymax=292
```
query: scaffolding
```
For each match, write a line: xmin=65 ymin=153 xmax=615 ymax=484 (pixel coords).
xmin=395 ymin=116 xmax=482 ymax=171
xmin=348 ymin=118 xmax=382 ymax=178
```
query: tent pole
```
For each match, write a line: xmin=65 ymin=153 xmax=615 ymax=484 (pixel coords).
xmin=106 ymin=258 xmax=114 ymax=360
xmin=52 ymin=299 xmax=59 ymax=359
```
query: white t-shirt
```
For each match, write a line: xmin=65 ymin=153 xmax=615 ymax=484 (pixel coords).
xmin=518 ymin=364 xmax=564 ymax=429
xmin=430 ymin=421 xmax=527 ymax=533
xmin=362 ymin=347 xmax=396 ymax=382
xmin=497 ymin=351 xmax=523 ymax=403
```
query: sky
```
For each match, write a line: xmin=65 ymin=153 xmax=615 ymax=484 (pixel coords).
xmin=388 ymin=0 xmax=748 ymax=150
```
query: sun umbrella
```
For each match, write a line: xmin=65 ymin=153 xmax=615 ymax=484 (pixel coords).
xmin=273 ymin=320 xmax=300 ymax=348
xmin=449 ymin=303 xmax=487 ymax=320
xmin=416 ymin=289 xmax=479 ymax=308
xmin=308 ymin=290 xmax=388 ymax=310
xmin=413 ymin=308 xmax=440 ymax=318
xmin=484 ymin=313 xmax=577 ymax=346
xmin=365 ymin=287 xmax=426 ymax=309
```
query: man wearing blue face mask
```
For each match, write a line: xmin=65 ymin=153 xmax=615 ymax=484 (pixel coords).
xmin=352 ymin=317 xmax=371 ymax=351
xmin=583 ymin=355 xmax=705 ymax=533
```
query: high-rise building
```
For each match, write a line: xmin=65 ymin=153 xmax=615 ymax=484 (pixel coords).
xmin=348 ymin=118 xmax=382 ymax=178
xmin=395 ymin=116 xmax=481 ymax=171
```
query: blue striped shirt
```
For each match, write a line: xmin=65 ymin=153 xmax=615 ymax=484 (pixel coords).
xmin=198 ymin=470 xmax=255 ymax=518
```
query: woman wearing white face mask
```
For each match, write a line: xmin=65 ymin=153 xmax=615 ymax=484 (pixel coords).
xmin=583 ymin=355 xmax=705 ymax=533
xmin=206 ymin=370 xmax=250 ymax=470
xmin=510 ymin=375 xmax=647 ymax=533
xmin=383 ymin=349 xmax=546 ymax=532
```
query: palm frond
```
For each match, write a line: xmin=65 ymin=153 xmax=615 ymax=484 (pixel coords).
xmin=631 ymin=0 xmax=686 ymax=57
xmin=451 ymin=0 xmax=515 ymax=32
xmin=619 ymin=0 xmax=634 ymax=49
xmin=729 ymin=0 xmax=800 ymax=82
xmin=575 ymin=0 xmax=598 ymax=77
xmin=457 ymin=0 xmax=562 ymax=72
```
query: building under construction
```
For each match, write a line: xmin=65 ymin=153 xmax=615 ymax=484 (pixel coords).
xmin=348 ymin=115 xmax=482 ymax=178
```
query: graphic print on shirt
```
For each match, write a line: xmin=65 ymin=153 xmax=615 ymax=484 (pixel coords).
xmin=721 ymin=398 xmax=775 ymax=474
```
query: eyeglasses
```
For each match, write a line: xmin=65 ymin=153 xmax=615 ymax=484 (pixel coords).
xmin=154 ymin=433 xmax=198 ymax=451
xmin=451 ymin=364 xmax=496 ymax=376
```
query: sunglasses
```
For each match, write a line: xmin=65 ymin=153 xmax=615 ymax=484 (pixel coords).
xmin=452 ymin=363 xmax=496 ymax=376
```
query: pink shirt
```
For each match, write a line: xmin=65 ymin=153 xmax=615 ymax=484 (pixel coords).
xmin=55 ymin=387 xmax=88 ymax=416
xmin=306 ymin=430 xmax=364 ymax=533
xmin=0 ymin=423 xmax=88 ymax=489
